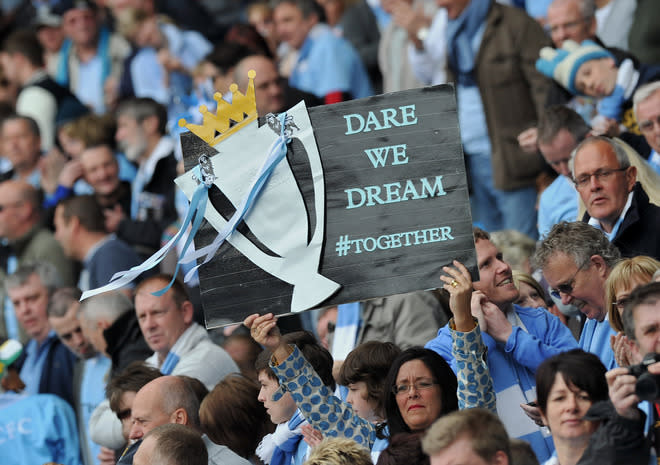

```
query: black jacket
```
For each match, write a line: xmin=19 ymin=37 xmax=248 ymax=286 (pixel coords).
xmin=577 ymin=400 xmax=649 ymax=465
xmin=117 ymin=150 xmax=178 ymax=254
xmin=582 ymin=183 xmax=660 ymax=260
xmin=103 ymin=311 xmax=152 ymax=378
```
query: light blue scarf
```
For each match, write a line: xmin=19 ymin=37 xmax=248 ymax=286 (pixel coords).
xmin=56 ymin=26 xmax=112 ymax=87
xmin=271 ymin=410 xmax=306 ymax=465
xmin=257 ymin=410 xmax=308 ymax=465
xmin=446 ymin=0 xmax=492 ymax=86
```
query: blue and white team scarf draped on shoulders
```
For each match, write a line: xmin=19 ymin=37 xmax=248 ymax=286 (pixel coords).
xmin=256 ymin=410 xmax=308 ymax=465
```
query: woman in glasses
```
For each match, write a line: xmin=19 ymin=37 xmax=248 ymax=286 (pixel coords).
xmin=604 ymin=255 xmax=660 ymax=367
xmin=381 ymin=347 xmax=459 ymax=436
xmin=245 ymin=313 xmax=494 ymax=462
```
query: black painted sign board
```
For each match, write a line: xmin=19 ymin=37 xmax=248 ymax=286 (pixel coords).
xmin=181 ymin=84 xmax=477 ymax=328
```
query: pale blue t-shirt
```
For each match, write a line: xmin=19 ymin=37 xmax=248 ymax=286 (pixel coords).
xmin=289 ymin=24 xmax=373 ymax=100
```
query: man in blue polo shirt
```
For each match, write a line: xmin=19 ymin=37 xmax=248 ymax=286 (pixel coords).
xmin=5 ymin=262 xmax=76 ymax=406
xmin=272 ymin=0 xmax=373 ymax=104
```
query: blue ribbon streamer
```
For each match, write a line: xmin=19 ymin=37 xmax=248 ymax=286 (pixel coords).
xmin=179 ymin=112 xmax=292 ymax=282
xmin=80 ymin=112 xmax=291 ymax=301
xmin=80 ymin=164 xmax=211 ymax=300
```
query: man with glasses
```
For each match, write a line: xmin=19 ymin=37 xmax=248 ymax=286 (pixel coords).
xmin=571 ymin=136 xmax=660 ymax=260
xmin=518 ymin=0 xmax=635 ymax=153
xmin=534 ymin=220 xmax=621 ymax=369
xmin=546 ymin=0 xmax=596 ymax=48
xmin=634 ymin=81 xmax=660 ymax=175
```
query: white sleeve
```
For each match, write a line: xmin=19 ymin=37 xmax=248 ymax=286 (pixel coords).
xmin=16 ymin=87 xmax=57 ymax=151
xmin=407 ymin=8 xmax=449 ymax=85
xmin=88 ymin=398 xmax=126 ymax=450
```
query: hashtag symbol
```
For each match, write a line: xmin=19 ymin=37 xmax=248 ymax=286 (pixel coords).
xmin=335 ymin=235 xmax=351 ymax=256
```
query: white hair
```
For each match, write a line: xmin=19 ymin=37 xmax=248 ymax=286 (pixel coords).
xmin=633 ymin=81 xmax=660 ymax=121
xmin=78 ymin=291 xmax=133 ymax=326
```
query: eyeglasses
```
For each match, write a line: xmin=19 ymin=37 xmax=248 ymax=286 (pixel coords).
xmin=549 ymin=266 xmax=584 ymax=300
xmin=392 ymin=379 xmax=438 ymax=396
xmin=572 ymin=167 xmax=628 ymax=189
xmin=546 ymin=17 xmax=590 ymax=35
xmin=639 ymin=115 xmax=660 ymax=133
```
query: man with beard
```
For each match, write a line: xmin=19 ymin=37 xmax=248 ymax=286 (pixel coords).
xmin=109 ymin=97 xmax=177 ymax=256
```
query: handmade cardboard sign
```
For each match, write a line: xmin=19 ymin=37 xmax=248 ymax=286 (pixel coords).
xmin=179 ymin=83 xmax=476 ymax=327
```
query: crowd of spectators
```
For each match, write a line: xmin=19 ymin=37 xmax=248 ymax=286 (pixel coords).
xmin=1 ymin=0 xmax=660 ymax=465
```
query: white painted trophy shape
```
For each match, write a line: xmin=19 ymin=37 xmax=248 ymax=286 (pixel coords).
xmin=176 ymin=101 xmax=340 ymax=312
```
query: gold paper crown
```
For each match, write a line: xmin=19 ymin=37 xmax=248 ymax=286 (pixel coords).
xmin=178 ymin=70 xmax=257 ymax=146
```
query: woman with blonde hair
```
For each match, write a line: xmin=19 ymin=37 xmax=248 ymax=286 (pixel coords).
xmin=512 ymin=271 xmax=583 ymax=340
xmin=512 ymin=271 xmax=549 ymax=310
xmin=605 ymin=255 xmax=660 ymax=367
xmin=304 ymin=437 xmax=372 ymax=465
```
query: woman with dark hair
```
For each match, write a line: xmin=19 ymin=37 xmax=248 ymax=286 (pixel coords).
xmin=199 ymin=374 xmax=274 ymax=462
xmin=375 ymin=432 xmax=429 ymax=465
xmin=245 ymin=313 xmax=491 ymax=461
xmin=382 ymin=347 xmax=458 ymax=437
xmin=536 ymin=349 xmax=647 ymax=465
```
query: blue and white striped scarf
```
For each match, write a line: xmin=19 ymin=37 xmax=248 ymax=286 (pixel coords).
xmin=257 ymin=410 xmax=308 ymax=465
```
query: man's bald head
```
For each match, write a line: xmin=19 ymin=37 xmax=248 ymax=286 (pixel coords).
xmin=129 ymin=376 xmax=202 ymax=440
xmin=235 ymin=54 xmax=285 ymax=116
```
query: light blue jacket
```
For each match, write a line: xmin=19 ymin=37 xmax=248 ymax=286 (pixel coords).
xmin=0 ymin=392 xmax=81 ymax=465
xmin=426 ymin=305 xmax=578 ymax=463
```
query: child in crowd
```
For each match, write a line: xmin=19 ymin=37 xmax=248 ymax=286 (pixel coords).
xmin=254 ymin=331 xmax=335 ymax=465
xmin=536 ymin=40 xmax=660 ymax=136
